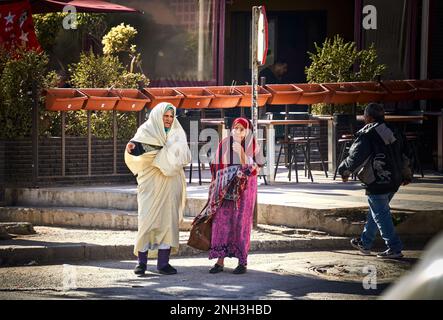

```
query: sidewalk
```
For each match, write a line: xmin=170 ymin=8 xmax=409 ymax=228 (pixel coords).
xmin=0 ymin=225 xmax=353 ymax=266
xmin=4 ymin=170 xmax=442 ymax=237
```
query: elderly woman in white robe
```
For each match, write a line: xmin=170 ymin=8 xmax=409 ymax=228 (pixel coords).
xmin=124 ymin=102 xmax=191 ymax=275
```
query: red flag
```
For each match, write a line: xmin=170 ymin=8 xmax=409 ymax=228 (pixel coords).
xmin=0 ymin=0 xmax=41 ymax=52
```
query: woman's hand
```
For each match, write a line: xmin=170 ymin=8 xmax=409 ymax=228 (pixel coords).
xmin=233 ymin=141 xmax=246 ymax=164
xmin=126 ymin=142 xmax=135 ymax=153
xmin=232 ymin=141 xmax=244 ymax=155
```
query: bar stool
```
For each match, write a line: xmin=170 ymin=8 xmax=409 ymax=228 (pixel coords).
xmin=333 ymin=114 xmax=358 ymax=180
xmin=398 ymin=110 xmax=424 ymax=178
xmin=276 ymin=113 xmax=328 ymax=182
xmin=178 ymin=115 xmax=203 ymax=185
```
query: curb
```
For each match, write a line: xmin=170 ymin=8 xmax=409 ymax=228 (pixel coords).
xmin=0 ymin=237 xmax=354 ymax=267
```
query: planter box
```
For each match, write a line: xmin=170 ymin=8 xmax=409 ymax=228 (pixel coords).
xmin=206 ymin=86 xmax=242 ymax=109
xmin=79 ymin=88 xmax=120 ymax=111
xmin=143 ymin=87 xmax=184 ymax=109
xmin=292 ymin=83 xmax=330 ymax=105
xmin=406 ymin=79 xmax=443 ymax=101
xmin=235 ymin=85 xmax=271 ymax=107
xmin=44 ymin=88 xmax=87 ymax=111
xmin=323 ymin=83 xmax=361 ymax=105
xmin=175 ymin=87 xmax=214 ymax=109
xmin=112 ymin=89 xmax=150 ymax=112
xmin=433 ymin=79 xmax=443 ymax=100
xmin=350 ymin=81 xmax=387 ymax=103
xmin=265 ymin=84 xmax=302 ymax=105
xmin=381 ymin=80 xmax=417 ymax=102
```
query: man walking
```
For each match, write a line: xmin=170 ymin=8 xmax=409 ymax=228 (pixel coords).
xmin=338 ymin=103 xmax=412 ymax=258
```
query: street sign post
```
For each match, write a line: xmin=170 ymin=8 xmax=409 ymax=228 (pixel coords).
xmin=251 ymin=5 xmax=268 ymax=227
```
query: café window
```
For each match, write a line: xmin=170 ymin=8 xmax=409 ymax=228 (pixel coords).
xmin=114 ymin=0 xmax=217 ymax=86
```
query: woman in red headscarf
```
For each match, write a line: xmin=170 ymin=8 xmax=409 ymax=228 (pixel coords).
xmin=204 ymin=117 xmax=264 ymax=274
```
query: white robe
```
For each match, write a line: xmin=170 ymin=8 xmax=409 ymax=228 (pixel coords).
xmin=124 ymin=103 xmax=191 ymax=256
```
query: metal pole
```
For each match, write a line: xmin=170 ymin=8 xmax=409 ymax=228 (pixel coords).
xmin=113 ymin=110 xmax=117 ymax=174
xmin=328 ymin=117 xmax=337 ymax=173
xmin=438 ymin=108 xmax=443 ymax=172
xmin=197 ymin=0 xmax=205 ymax=81
xmin=420 ymin=0 xmax=430 ymax=111
xmin=31 ymin=80 xmax=39 ymax=185
xmin=252 ymin=6 xmax=259 ymax=228
xmin=61 ymin=111 xmax=66 ymax=176
xmin=87 ymin=110 xmax=92 ymax=176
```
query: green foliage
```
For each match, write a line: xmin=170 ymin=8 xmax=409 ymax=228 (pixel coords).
xmin=65 ymin=50 xmax=143 ymax=139
xmin=69 ymin=50 xmax=123 ymax=88
xmin=34 ymin=13 xmax=107 ymax=53
xmin=0 ymin=48 xmax=59 ymax=139
xmin=305 ymin=35 xmax=387 ymax=115
xmin=102 ymin=23 xmax=137 ymax=56
xmin=2 ymin=17 xmax=146 ymax=141
xmin=102 ymin=23 xmax=143 ymax=74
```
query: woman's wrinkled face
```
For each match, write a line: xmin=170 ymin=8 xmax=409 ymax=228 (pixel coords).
xmin=232 ymin=123 xmax=247 ymax=141
xmin=163 ymin=110 xmax=174 ymax=129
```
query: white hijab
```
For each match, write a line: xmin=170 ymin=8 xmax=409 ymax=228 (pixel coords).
xmin=130 ymin=102 xmax=191 ymax=176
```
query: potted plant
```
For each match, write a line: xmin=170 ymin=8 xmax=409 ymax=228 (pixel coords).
xmin=292 ymin=83 xmax=329 ymax=105
xmin=45 ymin=88 xmax=88 ymax=111
xmin=406 ymin=79 xmax=442 ymax=101
xmin=206 ymin=86 xmax=242 ymax=109
xmin=112 ymin=89 xmax=150 ymax=112
xmin=79 ymin=88 xmax=120 ymax=111
xmin=175 ymin=87 xmax=214 ymax=109
xmin=235 ymin=85 xmax=271 ymax=107
xmin=143 ymin=88 xmax=184 ymax=109
xmin=381 ymin=80 xmax=417 ymax=102
xmin=264 ymin=84 xmax=302 ymax=105
xmin=305 ymin=35 xmax=386 ymax=115
xmin=350 ymin=81 xmax=387 ymax=103
xmin=323 ymin=82 xmax=361 ymax=105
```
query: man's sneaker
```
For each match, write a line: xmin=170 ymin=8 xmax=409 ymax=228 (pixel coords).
xmin=377 ymin=249 xmax=404 ymax=259
xmin=350 ymin=238 xmax=371 ymax=255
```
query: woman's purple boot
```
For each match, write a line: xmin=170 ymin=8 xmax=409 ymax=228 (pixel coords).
xmin=134 ymin=251 xmax=148 ymax=275
xmin=157 ymin=249 xmax=177 ymax=275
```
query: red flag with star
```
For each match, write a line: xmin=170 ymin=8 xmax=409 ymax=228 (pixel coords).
xmin=0 ymin=0 xmax=41 ymax=52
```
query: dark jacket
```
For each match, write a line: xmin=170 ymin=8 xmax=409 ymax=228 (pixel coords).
xmin=338 ymin=121 xmax=412 ymax=195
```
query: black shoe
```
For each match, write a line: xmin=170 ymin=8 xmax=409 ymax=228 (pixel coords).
xmin=158 ymin=264 xmax=177 ymax=275
xmin=233 ymin=264 xmax=247 ymax=274
xmin=209 ymin=263 xmax=224 ymax=274
xmin=134 ymin=263 xmax=147 ymax=275
xmin=350 ymin=238 xmax=371 ymax=255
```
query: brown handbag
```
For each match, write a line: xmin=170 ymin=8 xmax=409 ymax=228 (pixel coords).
xmin=187 ymin=216 xmax=212 ymax=251
xmin=187 ymin=200 xmax=213 ymax=251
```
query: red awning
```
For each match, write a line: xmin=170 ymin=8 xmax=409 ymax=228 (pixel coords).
xmin=29 ymin=0 xmax=141 ymax=14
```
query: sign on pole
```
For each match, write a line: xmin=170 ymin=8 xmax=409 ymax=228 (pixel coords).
xmin=251 ymin=5 xmax=268 ymax=228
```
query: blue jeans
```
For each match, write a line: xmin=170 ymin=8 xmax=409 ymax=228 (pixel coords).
xmin=360 ymin=192 xmax=403 ymax=253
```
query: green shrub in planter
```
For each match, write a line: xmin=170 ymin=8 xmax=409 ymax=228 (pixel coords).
xmin=305 ymin=35 xmax=386 ymax=115
xmin=0 ymin=48 xmax=59 ymax=139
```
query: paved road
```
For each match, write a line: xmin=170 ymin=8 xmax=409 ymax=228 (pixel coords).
xmin=0 ymin=250 xmax=422 ymax=300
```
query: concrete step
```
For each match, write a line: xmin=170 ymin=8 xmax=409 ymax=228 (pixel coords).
xmin=0 ymin=226 xmax=355 ymax=266
xmin=0 ymin=206 xmax=193 ymax=231
xmin=5 ymin=186 xmax=443 ymax=238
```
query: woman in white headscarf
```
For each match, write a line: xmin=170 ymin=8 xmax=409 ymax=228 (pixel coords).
xmin=124 ymin=102 xmax=191 ymax=275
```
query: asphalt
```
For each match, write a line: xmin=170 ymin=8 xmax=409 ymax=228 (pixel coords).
xmin=0 ymin=250 xmax=423 ymax=300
